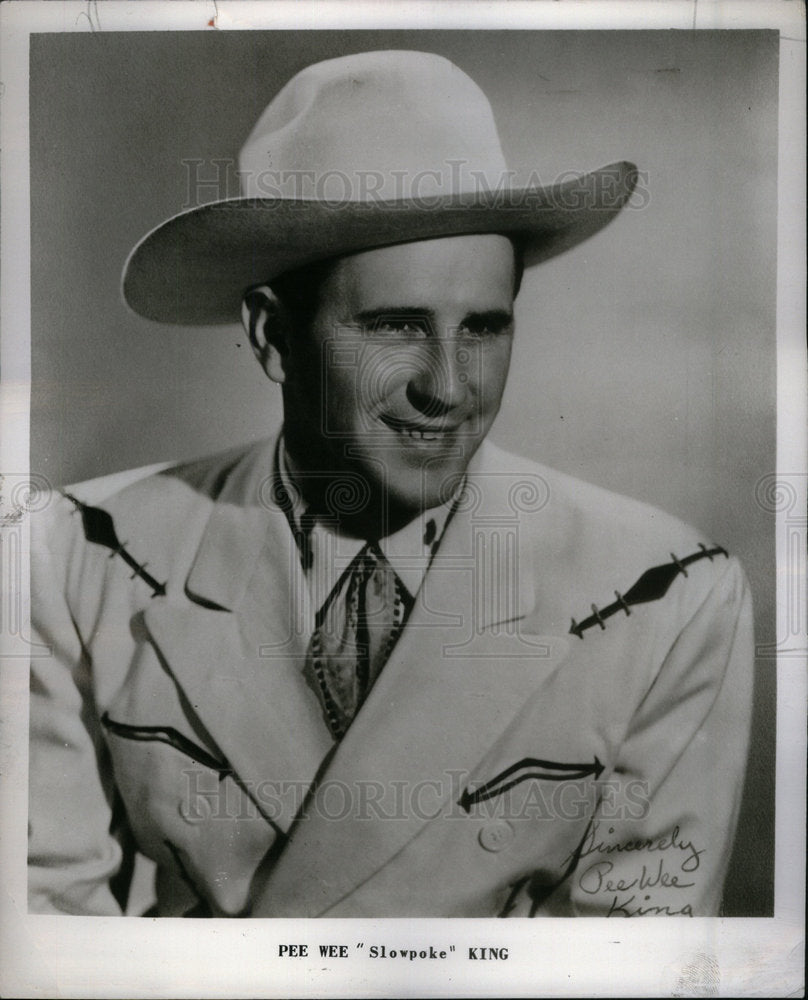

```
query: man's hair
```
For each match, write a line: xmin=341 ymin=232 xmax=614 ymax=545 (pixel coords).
xmin=263 ymin=236 xmax=526 ymax=337
xmin=268 ymin=257 xmax=338 ymax=337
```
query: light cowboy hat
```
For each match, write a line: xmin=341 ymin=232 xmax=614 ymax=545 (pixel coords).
xmin=122 ymin=50 xmax=638 ymax=326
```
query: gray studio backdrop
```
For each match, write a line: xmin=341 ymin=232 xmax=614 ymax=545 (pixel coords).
xmin=30 ymin=29 xmax=777 ymax=916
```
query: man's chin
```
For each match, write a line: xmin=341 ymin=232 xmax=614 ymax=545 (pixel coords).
xmin=384 ymin=466 xmax=468 ymax=515
xmin=327 ymin=444 xmax=477 ymax=534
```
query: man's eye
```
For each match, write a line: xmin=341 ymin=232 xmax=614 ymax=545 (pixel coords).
xmin=456 ymin=319 xmax=511 ymax=339
xmin=372 ymin=319 xmax=428 ymax=338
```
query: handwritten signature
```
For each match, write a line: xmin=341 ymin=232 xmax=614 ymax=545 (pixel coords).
xmin=572 ymin=822 xmax=703 ymax=917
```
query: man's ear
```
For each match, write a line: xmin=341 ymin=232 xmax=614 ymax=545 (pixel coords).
xmin=241 ymin=285 xmax=291 ymax=384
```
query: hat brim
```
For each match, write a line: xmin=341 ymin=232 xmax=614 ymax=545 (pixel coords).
xmin=122 ymin=161 xmax=637 ymax=325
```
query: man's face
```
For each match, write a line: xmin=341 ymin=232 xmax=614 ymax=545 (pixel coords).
xmin=281 ymin=233 xmax=516 ymax=523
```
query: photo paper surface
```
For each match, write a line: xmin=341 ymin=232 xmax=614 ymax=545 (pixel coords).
xmin=1 ymin=2 xmax=804 ymax=996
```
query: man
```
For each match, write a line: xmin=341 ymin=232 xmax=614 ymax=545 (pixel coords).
xmin=29 ymin=50 xmax=753 ymax=917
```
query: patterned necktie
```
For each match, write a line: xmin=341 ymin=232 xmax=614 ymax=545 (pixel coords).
xmin=306 ymin=541 xmax=413 ymax=740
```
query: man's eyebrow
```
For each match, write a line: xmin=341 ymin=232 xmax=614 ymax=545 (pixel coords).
xmin=350 ymin=307 xmax=514 ymax=329
xmin=460 ymin=309 xmax=514 ymax=329
xmin=351 ymin=307 xmax=437 ymax=326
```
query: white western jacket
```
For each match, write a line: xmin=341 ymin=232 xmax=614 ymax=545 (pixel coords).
xmin=28 ymin=437 xmax=753 ymax=917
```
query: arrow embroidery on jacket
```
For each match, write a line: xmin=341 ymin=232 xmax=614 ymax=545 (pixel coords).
xmin=459 ymin=756 xmax=604 ymax=812
xmin=62 ymin=492 xmax=167 ymax=597
xmin=569 ymin=543 xmax=728 ymax=639
xmin=101 ymin=713 xmax=232 ymax=779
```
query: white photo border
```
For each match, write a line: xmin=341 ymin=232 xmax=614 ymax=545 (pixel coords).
xmin=1 ymin=2 xmax=805 ymax=997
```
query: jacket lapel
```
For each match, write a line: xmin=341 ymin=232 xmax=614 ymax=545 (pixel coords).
xmin=253 ymin=448 xmax=569 ymax=915
xmin=143 ymin=439 xmax=333 ymax=833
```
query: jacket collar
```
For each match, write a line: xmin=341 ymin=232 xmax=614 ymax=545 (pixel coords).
xmin=181 ymin=436 xmax=536 ymax=627
xmin=182 ymin=435 xmax=283 ymax=611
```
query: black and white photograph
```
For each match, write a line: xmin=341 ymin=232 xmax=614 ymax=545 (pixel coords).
xmin=1 ymin=2 xmax=804 ymax=996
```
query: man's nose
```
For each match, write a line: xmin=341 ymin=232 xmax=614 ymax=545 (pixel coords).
xmin=405 ymin=339 xmax=469 ymax=417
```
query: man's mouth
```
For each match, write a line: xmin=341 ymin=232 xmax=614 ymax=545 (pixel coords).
xmin=380 ymin=416 xmax=460 ymax=441
xmin=403 ymin=428 xmax=445 ymax=441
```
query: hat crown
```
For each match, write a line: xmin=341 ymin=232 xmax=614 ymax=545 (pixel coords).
xmin=123 ymin=48 xmax=637 ymax=325
xmin=239 ymin=50 xmax=509 ymax=201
